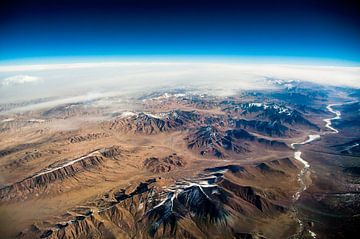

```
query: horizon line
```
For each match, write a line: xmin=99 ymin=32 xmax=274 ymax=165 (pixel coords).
xmin=1 ymin=55 xmax=360 ymax=69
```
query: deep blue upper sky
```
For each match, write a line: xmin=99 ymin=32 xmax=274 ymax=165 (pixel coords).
xmin=1 ymin=0 xmax=359 ymax=63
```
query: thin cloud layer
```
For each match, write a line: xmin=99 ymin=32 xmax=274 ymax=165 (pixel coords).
xmin=0 ymin=62 xmax=359 ymax=105
xmin=2 ymin=75 xmax=40 ymax=86
xmin=0 ymin=62 xmax=358 ymax=87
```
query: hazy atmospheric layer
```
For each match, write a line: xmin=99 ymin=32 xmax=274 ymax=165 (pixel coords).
xmin=0 ymin=62 xmax=359 ymax=107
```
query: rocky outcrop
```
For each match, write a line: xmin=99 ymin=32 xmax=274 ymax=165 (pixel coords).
xmin=108 ymin=110 xmax=200 ymax=134
xmin=231 ymin=118 xmax=292 ymax=137
xmin=27 ymin=165 xmax=287 ymax=239
xmin=219 ymin=178 xmax=284 ymax=213
xmin=0 ymin=143 xmax=37 ymax=158
xmin=255 ymin=163 xmax=286 ymax=175
xmin=268 ymin=157 xmax=298 ymax=169
xmin=0 ymin=146 xmax=125 ymax=201
xmin=226 ymin=129 xmax=289 ymax=150
xmin=144 ymin=154 xmax=185 ymax=173
xmin=186 ymin=126 xmax=289 ymax=158
xmin=0 ymin=154 xmax=104 ymax=201
xmin=186 ymin=126 xmax=235 ymax=158
xmin=224 ymin=102 xmax=319 ymax=130
xmin=68 ymin=132 xmax=108 ymax=143
xmin=5 ymin=151 xmax=42 ymax=169
xmin=99 ymin=146 xmax=122 ymax=158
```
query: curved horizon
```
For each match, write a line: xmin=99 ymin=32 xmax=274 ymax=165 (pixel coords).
xmin=1 ymin=55 xmax=360 ymax=67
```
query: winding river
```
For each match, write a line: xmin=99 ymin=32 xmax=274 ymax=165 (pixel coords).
xmin=290 ymin=102 xmax=345 ymax=238
xmin=148 ymin=102 xmax=347 ymax=239
xmin=292 ymin=103 xmax=344 ymax=198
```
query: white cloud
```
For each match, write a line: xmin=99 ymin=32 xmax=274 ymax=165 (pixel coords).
xmin=2 ymin=75 xmax=40 ymax=86
xmin=0 ymin=62 xmax=359 ymax=106
xmin=0 ymin=62 xmax=358 ymax=88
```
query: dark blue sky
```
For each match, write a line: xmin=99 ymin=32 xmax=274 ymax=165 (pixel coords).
xmin=1 ymin=0 xmax=359 ymax=63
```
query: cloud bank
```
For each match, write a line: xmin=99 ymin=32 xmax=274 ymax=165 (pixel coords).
xmin=0 ymin=62 xmax=359 ymax=105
